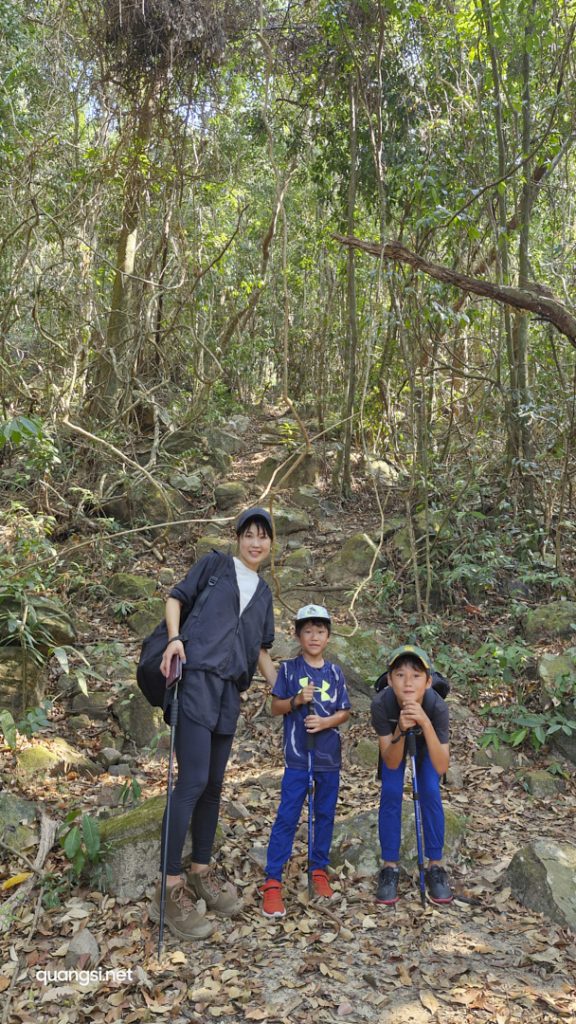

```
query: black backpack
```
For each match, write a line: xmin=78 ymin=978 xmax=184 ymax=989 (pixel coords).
xmin=136 ymin=551 xmax=228 ymax=708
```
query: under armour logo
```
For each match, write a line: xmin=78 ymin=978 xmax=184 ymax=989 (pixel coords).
xmin=298 ymin=677 xmax=331 ymax=702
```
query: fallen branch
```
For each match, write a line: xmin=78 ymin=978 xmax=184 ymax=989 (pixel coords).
xmin=333 ymin=233 xmax=576 ymax=348
xmin=0 ymin=813 xmax=57 ymax=934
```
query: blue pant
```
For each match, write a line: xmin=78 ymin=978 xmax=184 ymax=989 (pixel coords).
xmin=265 ymin=767 xmax=340 ymax=881
xmin=378 ymin=749 xmax=444 ymax=862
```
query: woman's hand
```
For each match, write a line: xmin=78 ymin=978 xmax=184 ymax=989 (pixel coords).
xmin=160 ymin=638 xmax=185 ymax=678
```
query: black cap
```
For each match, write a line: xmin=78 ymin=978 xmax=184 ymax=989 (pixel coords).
xmin=235 ymin=506 xmax=273 ymax=539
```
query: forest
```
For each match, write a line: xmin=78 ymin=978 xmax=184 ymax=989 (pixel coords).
xmin=1 ymin=2 xmax=576 ymax=1023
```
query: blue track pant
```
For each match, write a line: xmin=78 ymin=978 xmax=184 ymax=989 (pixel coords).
xmin=378 ymin=748 xmax=444 ymax=862
xmin=265 ymin=767 xmax=340 ymax=882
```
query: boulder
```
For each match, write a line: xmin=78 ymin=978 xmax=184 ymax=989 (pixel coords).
xmin=366 ymin=457 xmax=403 ymax=485
xmin=96 ymin=795 xmax=224 ymax=899
xmin=201 ymin=448 xmax=232 ymax=474
xmin=272 ymin=507 xmax=312 ymax=536
xmin=205 ymin=426 xmax=244 ymax=455
xmin=523 ymin=602 xmax=576 ymax=641
xmin=169 ymin=472 xmax=202 ymax=495
xmin=161 ymin=428 xmax=201 ymax=454
xmin=521 ymin=770 xmax=565 ymax=797
xmin=326 ymin=630 xmax=386 ymax=696
xmin=108 ymin=573 xmax=156 ymax=600
xmin=538 ymin=648 xmax=576 ymax=690
xmin=127 ymin=598 xmax=166 ymax=639
xmin=256 ymin=453 xmax=322 ymax=489
xmin=0 ymin=648 xmax=47 ymax=717
xmin=0 ymin=595 xmax=76 ymax=652
xmin=111 ymin=683 xmax=164 ymax=748
xmin=194 ymin=534 xmax=232 ymax=560
xmin=71 ymin=692 xmax=110 ymax=721
xmin=17 ymin=738 xmax=100 ymax=778
xmin=102 ymin=479 xmax=188 ymax=528
xmin=284 ymin=547 xmax=313 ymax=570
xmin=473 ymin=745 xmax=518 ymax=769
xmin=331 ymin=805 xmax=466 ymax=878
xmin=506 ymin=840 xmax=576 ymax=930
xmin=348 ymin=737 xmax=379 ymax=769
xmin=324 ymin=533 xmax=383 ymax=585
xmin=214 ymin=481 xmax=248 ymax=510
xmin=0 ymin=793 xmax=38 ymax=855
xmin=292 ymin=486 xmax=321 ymax=510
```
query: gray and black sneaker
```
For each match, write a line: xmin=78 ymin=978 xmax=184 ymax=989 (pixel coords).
xmin=376 ymin=866 xmax=400 ymax=905
xmin=425 ymin=866 xmax=454 ymax=904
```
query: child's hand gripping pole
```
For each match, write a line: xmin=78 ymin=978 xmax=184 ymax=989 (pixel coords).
xmin=406 ymin=730 xmax=427 ymax=907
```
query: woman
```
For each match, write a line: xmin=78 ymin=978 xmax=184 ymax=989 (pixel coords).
xmin=149 ymin=506 xmax=276 ymax=940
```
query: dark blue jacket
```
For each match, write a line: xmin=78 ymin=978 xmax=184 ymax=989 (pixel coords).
xmin=169 ymin=551 xmax=274 ymax=691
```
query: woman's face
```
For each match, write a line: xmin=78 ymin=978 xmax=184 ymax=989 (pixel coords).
xmin=237 ymin=522 xmax=271 ymax=570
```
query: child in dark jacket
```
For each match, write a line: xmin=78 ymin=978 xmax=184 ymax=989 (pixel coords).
xmin=371 ymin=645 xmax=453 ymax=906
xmin=260 ymin=604 xmax=351 ymax=918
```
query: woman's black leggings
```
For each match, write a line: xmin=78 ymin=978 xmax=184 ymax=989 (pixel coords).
xmin=160 ymin=715 xmax=234 ymax=875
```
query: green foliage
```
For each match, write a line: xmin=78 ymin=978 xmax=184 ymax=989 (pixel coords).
xmin=0 ymin=416 xmax=61 ymax=474
xmin=119 ymin=777 xmax=142 ymax=807
xmin=0 ymin=701 xmax=53 ymax=749
xmin=58 ymin=809 xmax=108 ymax=886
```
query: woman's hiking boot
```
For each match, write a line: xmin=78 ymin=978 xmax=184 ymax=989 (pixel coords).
xmin=311 ymin=869 xmax=334 ymax=898
xmin=186 ymin=868 xmax=242 ymax=917
xmin=260 ymin=879 xmax=286 ymax=918
xmin=376 ymin=866 xmax=400 ymax=905
xmin=149 ymin=880 xmax=214 ymax=940
xmin=425 ymin=865 xmax=454 ymax=904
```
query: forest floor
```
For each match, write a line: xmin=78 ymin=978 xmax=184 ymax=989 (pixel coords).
xmin=1 ymin=409 xmax=575 ymax=1024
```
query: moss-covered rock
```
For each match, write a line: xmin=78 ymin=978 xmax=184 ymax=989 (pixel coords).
xmin=256 ymin=453 xmax=321 ymax=489
xmin=326 ymin=630 xmax=386 ymax=695
xmin=17 ymin=738 xmax=100 ymax=777
xmin=214 ymin=481 xmax=248 ymax=509
xmin=0 ymin=595 xmax=76 ymax=651
xmin=349 ymin=738 xmax=379 ymax=769
xmin=96 ymin=796 xmax=223 ymax=898
xmin=331 ymin=804 xmax=466 ymax=877
xmin=325 ymin=533 xmax=383 ymax=585
xmin=111 ymin=684 xmax=163 ymax=747
xmin=194 ymin=535 xmax=232 ymax=560
xmin=109 ymin=574 xmax=156 ymax=600
xmin=0 ymin=648 xmax=47 ymax=717
xmin=523 ymin=602 xmax=576 ymax=641
xmin=521 ymin=770 xmax=565 ymax=797
xmin=127 ymin=598 xmax=166 ymax=639
xmin=0 ymin=793 xmax=38 ymax=854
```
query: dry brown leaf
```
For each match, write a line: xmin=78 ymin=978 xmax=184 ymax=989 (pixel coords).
xmin=419 ymin=989 xmax=440 ymax=1013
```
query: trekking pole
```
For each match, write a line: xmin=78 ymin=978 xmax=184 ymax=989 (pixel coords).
xmin=306 ymin=704 xmax=315 ymax=900
xmin=158 ymin=657 xmax=181 ymax=957
xmin=405 ymin=730 xmax=427 ymax=907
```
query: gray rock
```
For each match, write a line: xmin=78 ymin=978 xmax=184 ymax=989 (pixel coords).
xmin=259 ymin=452 xmax=323 ymax=490
xmin=0 ymin=594 xmax=76 ymax=651
xmin=102 ymin=479 xmax=188 ymax=529
xmin=71 ymin=692 xmax=110 ymax=721
xmin=325 ymin=631 xmax=386 ymax=695
xmin=521 ymin=769 xmax=565 ymax=797
xmin=348 ymin=738 xmax=379 ymax=769
xmin=194 ymin=534 xmax=232 ymax=560
xmin=202 ymin=448 xmax=232 ymax=474
xmin=108 ymin=763 xmax=132 ymax=777
xmin=473 ymin=745 xmax=518 ymax=768
xmin=366 ymin=458 xmax=403 ymax=484
xmin=284 ymin=547 xmax=313 ymax=569
xmin=292 ymin=486 xmax=321 ymax=510
xmin=331 ymin=804 xmax=466 ymax=877
xmin=126 ymin=598 xmax=166 ymax=639
xmin=96 ymin=796 xmax=222 ymax=898
xmin=324 ymin=533 xmax=383 ymax=585
xmin=226 ymin=414 xmax=251 ymax=434
xmin=0 ymin=648 xmax=47 ymax=717
xmin=523 ymin=601 xmax=576 ymax=641
xmin=506 ymin=840 xmax=576 ymax=930
xmin=17 ymin=738 xmax=101 ymax=778
xmin=67 ymin=714 xmax=93 ymax=733
xmin=214 ymin=481 xmax=248 ymax=509
xmin=111 ymin=683 xmax=163 ymax=747
xmin=205 ymin=426 xmax=244 ymax=455
xmin=161 ymin=428 xmax=201 ymax=454
xmin=64 ymin=928 xmax=100 ymax=968
xmin=109 ymin=573 xmax=156 ymax=600
xmin=97 ymin=747 xmax=123 ymax=768
xmin=0 ymin=793 xmax=38 ymax=854
xmin=538 ymin=648 xmax=576 ymax=690
xmin=273 ymin=507 xmax=312 ymax=536
xmin=169 ymin=472 xmax=202 ymax=495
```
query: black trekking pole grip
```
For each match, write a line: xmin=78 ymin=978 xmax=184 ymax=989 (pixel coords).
xmin=405 ymin=730 xmax=417 ymax=757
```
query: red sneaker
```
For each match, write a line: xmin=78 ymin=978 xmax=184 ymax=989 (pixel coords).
xmin=311 ymin=869 xmax=334 ymax=898
xmin=261 ymin=879 xmax=286 ymax=918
